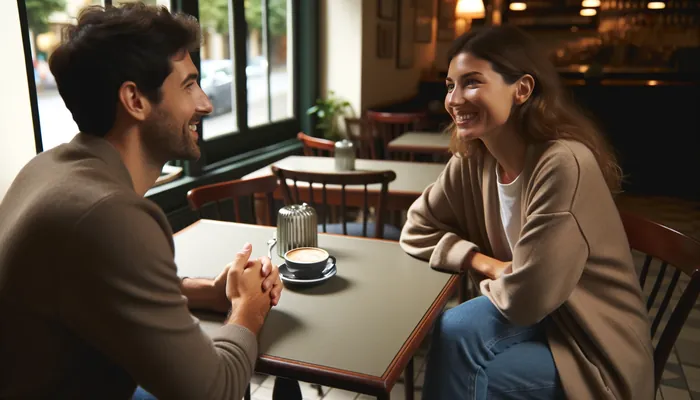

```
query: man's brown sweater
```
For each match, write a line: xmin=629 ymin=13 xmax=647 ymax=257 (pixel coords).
xmin=0 ymin=133 xmax=256 ymax=399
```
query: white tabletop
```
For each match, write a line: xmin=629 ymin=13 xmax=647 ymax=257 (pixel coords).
xmin=242 ymin=155 xmax=445 ymax=196
xmin=387 ymin=131 xmax=451 ymax=152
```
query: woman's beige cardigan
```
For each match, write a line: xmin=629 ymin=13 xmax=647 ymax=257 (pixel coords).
xmin=400 ymin=140 xmax=654 ymax=400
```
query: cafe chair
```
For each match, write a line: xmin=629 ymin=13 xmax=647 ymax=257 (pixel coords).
xmin=186 ymin=175 xmax=279 ymax=226
xmin=365 ymin=110 xmax=427 ymax=160
xmin=270 ymin=166 xmax=401 ymax=241
xmin=297 ymin=132 xmax=335 ymax=157
xmin=620 ymin=209 xmax=700 ymax=391
xmin=344 ymin=117 xmax=378 ymax=160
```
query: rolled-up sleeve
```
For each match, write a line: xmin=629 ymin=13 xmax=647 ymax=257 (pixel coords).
xmin=400 ymin=157 xmax=479 ymax=273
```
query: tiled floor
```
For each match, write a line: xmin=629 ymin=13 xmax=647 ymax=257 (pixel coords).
xmin=248 ymin=194 xmax=700 ymax=400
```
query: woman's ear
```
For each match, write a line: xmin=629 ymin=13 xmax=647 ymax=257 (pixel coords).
xmin=514 ymin=74 xmax=535 ymax=105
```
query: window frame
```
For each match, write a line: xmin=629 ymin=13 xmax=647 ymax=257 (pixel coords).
xmin=174 ymin=0 xmax=302 ymax=175
xmin=19 ymin=0 xmax=314 ymax=173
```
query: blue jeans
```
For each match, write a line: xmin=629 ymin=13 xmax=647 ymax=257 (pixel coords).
xmin=132 ymin=386 xmax=157 ymax=400
xmin=422 ymin=296 xmax=566 ymax=399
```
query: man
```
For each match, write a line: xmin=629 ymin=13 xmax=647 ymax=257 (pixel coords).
xmin=0 ymin=3 xmax=282 ymax=399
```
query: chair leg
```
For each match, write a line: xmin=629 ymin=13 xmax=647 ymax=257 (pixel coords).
xmin=244 ymin=384 xmax=251 ymax=400
xmin=404 ymin=357 xmax=414 ymax=400
xmin=459 ymin=273 xmax=469 ymax=303
xmin=311 ymin=383 xmax=324 ymax=396
xmin=272 ymin=377 xmax=302 ymax=400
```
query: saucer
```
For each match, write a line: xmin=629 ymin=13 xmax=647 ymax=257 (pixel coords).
xmin=279 ymin=258 xmax=337 ymax=285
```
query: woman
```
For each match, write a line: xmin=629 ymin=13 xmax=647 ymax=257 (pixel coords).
xmin=400 ymin=26 xmax=653 ymax=400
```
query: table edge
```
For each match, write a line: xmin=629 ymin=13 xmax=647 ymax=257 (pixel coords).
xmin=380 ymin=273 xmax=459 ymax=387
xmin=255 ymin=274 xmax=460 ymax=395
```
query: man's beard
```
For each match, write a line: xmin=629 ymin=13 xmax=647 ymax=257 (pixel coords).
xmin=140 ymin=106 xmax=201 ymax=165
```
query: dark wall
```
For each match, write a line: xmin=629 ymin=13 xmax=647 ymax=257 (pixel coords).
xmin=568 ymin=82 xmax=699 ymax=201
xmin=415 ymin=78 xmax=700 ymax=202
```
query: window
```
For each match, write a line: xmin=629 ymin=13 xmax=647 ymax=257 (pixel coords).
xmin=20 ymin=0 xmax=309 ymax=174
xmin=192 ymin=0 xmax=299 ymax=168
xmin=28 ymin=0 xmax=106 ymax=152
xmin=197 ymin=0 xmax=294 ymax=138
xmin=25 ymin=0 xmax=171 ymax=152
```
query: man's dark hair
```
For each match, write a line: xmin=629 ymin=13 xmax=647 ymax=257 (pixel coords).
xmin=49 ymin=3 xmax=201 ymax=137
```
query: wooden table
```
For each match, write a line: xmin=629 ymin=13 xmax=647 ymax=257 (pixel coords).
xmin=387 ymin=131 xmax=450 ymax=156
xmin=174 ymin=220 xmax=458 ymax=399
xmin=243 ymin=156 xmax=445 ymax=211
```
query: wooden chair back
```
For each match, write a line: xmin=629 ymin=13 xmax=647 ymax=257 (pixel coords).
xmin=297 ymin=132 xmax=335 ymax=157
xmin=620 ymin=209 xmax=700 ymax=390
xmin=270 ymin=166 xmax=396 ymax=239
xmin=365 ymin=110 xmax=428 ymax=159
xmin=344 ymin=117 xmax=377 ymax=159
xmin=186 ymin=175 xmax=279 ymax=225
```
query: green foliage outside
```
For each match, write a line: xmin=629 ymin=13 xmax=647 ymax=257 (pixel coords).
xmin=24 ymin=0 xmax=66 ymax=35
xmin=199 ymin=0 xmax=287 ymax=35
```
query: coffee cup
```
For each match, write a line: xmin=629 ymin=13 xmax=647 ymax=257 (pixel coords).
xmin=283 ymin=247 xmax=333 ymax=277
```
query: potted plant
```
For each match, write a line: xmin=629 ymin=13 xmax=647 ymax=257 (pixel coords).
xmin=306 ymin=91 xmax=352 ymax=141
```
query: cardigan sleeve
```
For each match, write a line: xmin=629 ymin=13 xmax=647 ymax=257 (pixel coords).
xmin=480 ymin=147 xmax=591 ymax=326
xmin=400 ymin=157 xmax=479 ymax=273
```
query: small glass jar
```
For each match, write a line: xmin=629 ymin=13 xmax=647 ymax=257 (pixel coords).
xmin=334 ymin=139 xmax=355 ymax=171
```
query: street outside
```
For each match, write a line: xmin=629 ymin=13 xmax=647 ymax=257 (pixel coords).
xmin=36 ymin=70 xmax=292 ymax=151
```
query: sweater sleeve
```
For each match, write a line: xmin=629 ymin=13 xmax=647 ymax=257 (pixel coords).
xmin=480 ymin=148 xmax=591 ymax=326
xmin=400 ymin=157 xmax=479 ymax=273
xmin=61 ymin=195 xmax=256 ymax=400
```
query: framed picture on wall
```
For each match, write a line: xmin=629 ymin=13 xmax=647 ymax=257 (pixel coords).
xmin=414 ymin=0 xmax=434 ymax=43
xmin=377 ymin=0 xmax=397 ymax=20
xmin=396 ymin=0 xmax=415 ymax=69
xmin=437 ymin=0 xmax=456 ymax=41
xmin=377 ymin=22 xmax=395 ymax=59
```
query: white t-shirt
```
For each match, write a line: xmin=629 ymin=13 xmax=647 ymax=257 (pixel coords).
xmin=496 ymin=165 xmax=523 ymax=254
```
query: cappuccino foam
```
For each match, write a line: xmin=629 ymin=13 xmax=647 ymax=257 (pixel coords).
xmin=286 ymin=248 xmax=327 ymax=263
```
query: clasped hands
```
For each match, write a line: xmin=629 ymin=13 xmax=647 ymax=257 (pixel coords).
xmin=182 ymin=242 xmax=283 ymax=314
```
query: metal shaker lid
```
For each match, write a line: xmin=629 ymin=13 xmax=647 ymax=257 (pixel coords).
xmin=334 ymin=139 xmax=354 ymax=149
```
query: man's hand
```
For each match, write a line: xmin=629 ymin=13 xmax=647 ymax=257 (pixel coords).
xmin=256 ymin=256 xmax=283 ymax=306
xmin=180 ymin=269 xmax=231 ymax=314
xmin=225 ymin=243 xmax=273 ymax=335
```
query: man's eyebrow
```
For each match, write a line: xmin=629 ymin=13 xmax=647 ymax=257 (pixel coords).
xmin=181 ymin=73 xmax=198 ymax=86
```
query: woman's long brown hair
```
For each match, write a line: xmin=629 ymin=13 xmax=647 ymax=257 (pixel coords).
xmin=446 ymin=25 xmax=622 ymax=193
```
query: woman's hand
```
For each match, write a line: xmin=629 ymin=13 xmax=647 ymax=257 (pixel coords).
xmin=464 ymin=251 xmax=512 ymax=280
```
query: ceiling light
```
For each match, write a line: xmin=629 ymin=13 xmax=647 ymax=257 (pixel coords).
xmin=582 ymin=0 xmax=600 ymax=7
xmin=509 ymin=2 xmax=527 ymax=11
xmin=580 ymin=8 xmax=597 ymax=16
xmin=647 ymin=1 xmax=666 ymax=9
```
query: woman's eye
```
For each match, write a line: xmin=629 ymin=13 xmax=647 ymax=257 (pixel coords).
xmin=446 ymin=83 xmax=455 ymax=92
xmin=464 ymin=79 xmax=479 ymax=86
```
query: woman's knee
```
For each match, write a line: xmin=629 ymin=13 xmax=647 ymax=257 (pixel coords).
xmin=435 ymin=296 xmax=497 ymax=343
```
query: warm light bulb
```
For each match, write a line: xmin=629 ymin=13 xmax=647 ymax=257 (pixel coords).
xmin=582 ymin=0 xmax=600 ymax=7
xmin=580 ymin=8 xmax=597 ymax=16
xmin=456 ymin=0 xmax=486 ymax=19
xmin=509 ymin=2 xmax=527 ymax=11
xmin=647 ymin=1 xmax=666 ymax=9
